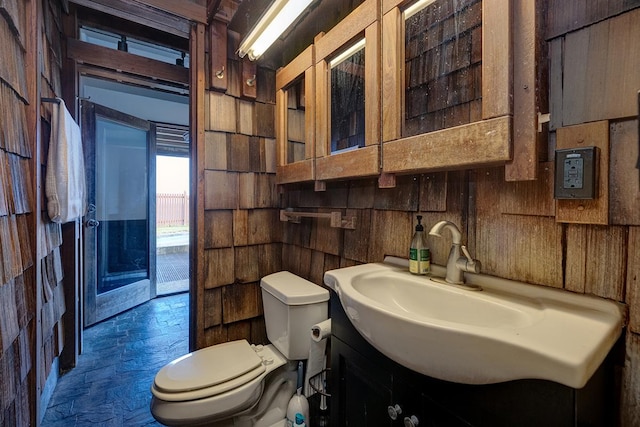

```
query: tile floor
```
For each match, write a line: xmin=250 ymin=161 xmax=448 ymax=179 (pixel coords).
xmin=41 ymin=292 xmax=189 ymax=426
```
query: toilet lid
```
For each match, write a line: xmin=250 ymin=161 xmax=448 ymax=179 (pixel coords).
xmin=154 ymin=340 xmax=266 ymax=394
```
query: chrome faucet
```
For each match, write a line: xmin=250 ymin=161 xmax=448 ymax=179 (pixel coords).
xmin=428 ymin=220 xmax=481 ymax=285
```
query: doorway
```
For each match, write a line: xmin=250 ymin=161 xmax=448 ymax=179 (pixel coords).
xmin=80 ymin=77 xmax=190 ymax=326
xmin=155 ymin=134 xmax=190 ymax=295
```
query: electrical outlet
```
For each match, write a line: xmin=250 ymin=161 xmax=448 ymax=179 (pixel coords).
xmin=554 ymin=147 xmax=598 ymax=199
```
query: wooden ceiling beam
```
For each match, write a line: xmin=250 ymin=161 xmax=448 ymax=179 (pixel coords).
xmin=134 ymin=0 xmax=207 ymax=23
xmin=68 ymin=38 xmax=189 ymax=85
xmin=69 ymin=0 xmax=192 ymax=38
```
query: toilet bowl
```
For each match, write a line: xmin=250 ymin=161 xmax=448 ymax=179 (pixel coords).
xmin=150 ymin=271 xmax=329 ymax=426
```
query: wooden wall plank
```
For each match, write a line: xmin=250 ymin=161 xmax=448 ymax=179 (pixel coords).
xmin=237 ymin=100 xmax=254 ymax=136
xmin=310 ymin=210 xmax=343 ymax=256
xmin=228 ymin=133 xmax=250 ymax=172
xmin=204 ymin=171 xmax=238 ymax=210
xmin=548 ymin=38 xmax=563 ymax=130
xmin=502 ymin=162 xmax=555 ymax=216
xmin=369 ymin=210 xmax=412 ymax=261
xmin=204 ymin=131 xmax=227 ymax=170
xmin=347 ymin=178 xmax=376 ymax=209
xmin=235 ymin=246 xmax=259 ymax=283
xmin=561 ymin=29 xmax=589 ymax=126
xmin=263 ymin=137 xmax=276 ymax=174
xmin=546 ymin=0 xmax=640 ymax=39
xmin=419 ymin=172 xmax=448 ymax=212
xmin=256 ymin=67 xmax=276 ymax=104
xmin=602 ymin=9 xmax=640 ymax=121
xmin=565 ymin=225 xmax=626 ymax=300
xmin=374 ymin=174 xmax=419 ymax=211
xmin=203 ymin=248 xmax=234 ymax=289
xmin=204 ymin=210 xmax=233 ymax=249
xmin=610 ymin=120 xmax=640 ymax=225
xmin=244 ymin=209 xmax=281 ymax=245
xmin=343 ymin=209 xmax=371 ymax=263
xmin=621 ymin=332 xmax=640 ymax=426
xmin=206 ymin=91 xmax=236 ymax=132
xmin=474 ymin=168 xmax=563 ymax=287
xmin=561 ymin=10 xmax=640 ymax=126
xmin=0 ymin=279 xmax=20 ymax=353
xmin=627 ymin=227 xmax=640 ymax=334
xmin=222 ymin=282 xmax=261 ymax=324
xmin=254 ymin=102 xmax=275 ymax=138
xmin=203 ymin=288 xmax=222 ymax=328
xmin=258 ymin=243 xmax=281 ymax=278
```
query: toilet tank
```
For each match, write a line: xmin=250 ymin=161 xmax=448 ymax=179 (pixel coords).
xmin=260 ymin=271 xmax=329 ymax=360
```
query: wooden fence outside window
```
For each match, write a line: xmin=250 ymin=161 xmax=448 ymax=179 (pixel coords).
xmin=157 ymin=192 xmax=189 ymax=226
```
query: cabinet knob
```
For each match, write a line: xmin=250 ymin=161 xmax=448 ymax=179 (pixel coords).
xmin=404 ymin=415 xmax=420 ymax=427
xmin=387 ymin=404 xmax=403 ymax=420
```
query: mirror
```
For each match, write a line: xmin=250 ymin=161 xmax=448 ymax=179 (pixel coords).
xmin=330 ymin=40 xmax=366 ymax=153
xmin=403 ymin=0 xmax=482 ymax=137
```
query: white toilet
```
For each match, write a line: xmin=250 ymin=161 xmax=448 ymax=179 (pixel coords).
xmin=150 ymin=271 xmax=329 ymax=426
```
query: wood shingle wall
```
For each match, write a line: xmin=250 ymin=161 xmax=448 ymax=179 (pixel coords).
xmin=1 ymin=0 xmax=66 ymax=423
xmin=197 ymin=23 xmax=281 ymax=349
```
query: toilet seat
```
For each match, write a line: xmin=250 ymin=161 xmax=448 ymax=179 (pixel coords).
xmin=150 ymin=342 xmax=290 ymax=426
xmin=153 ymin=340 xmax=266 ymax=401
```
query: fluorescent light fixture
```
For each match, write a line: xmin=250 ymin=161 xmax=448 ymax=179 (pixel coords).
xmin=238 ymin=0 xmax=314 ymax=61
xmin=404 ymin=0 xmax=437 ymax=20
xmin=330 ymin=38 xmax=366 ymax=68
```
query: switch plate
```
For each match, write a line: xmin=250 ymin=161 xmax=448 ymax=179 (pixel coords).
xmin=554 ymin=147 xmax=598 ymax=199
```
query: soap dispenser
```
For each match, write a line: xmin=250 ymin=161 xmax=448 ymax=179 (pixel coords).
xmin=409 ymin=215 xmax=430 ymax=275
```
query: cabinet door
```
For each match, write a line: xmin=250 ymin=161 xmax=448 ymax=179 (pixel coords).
xmin=394 ymin=378 xmax=471 ymax=427
xmin=275 ymin=45 xmax=315 ymax=184
xmin=331 ymin=337 xmax=393 ymax=427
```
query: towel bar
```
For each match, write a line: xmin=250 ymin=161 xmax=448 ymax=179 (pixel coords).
xmin=280 ymin=210 xmax=356 ymax=229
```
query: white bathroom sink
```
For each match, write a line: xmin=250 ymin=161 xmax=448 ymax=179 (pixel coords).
xmin=324 ymin=258 xmax=625 ymax=388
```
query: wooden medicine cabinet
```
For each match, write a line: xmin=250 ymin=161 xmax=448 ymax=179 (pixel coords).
xmin=314 ymin=0 xmax=381 ymax=183
xmin=275 ymin=45 xmax=315 ymax=184
xmin=381 ymin=0 xmax=542 ymax=180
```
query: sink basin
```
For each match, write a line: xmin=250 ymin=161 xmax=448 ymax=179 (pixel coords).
xmin=324 ymin=258 xmax=625 ymax=388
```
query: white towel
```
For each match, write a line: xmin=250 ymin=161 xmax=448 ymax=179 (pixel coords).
xmin=45 ymin=98 xmax=87 ymax=223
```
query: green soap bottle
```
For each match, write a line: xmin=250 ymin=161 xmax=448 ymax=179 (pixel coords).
xmin=409 ymin=215 xmax=430 ymax=275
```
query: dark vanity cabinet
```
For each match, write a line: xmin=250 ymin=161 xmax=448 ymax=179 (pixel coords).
xmin=329 ymin=292 xmax=615 ymax=427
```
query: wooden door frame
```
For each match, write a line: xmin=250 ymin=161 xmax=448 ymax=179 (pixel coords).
xmin=61 ymin=4 xmax=204 ymax=351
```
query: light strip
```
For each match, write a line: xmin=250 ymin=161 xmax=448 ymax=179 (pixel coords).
xmin=404 ymin=0 xmax=437 ymax=20
xmin=238 ymin=0 xmax=314 ymax=61
xmin=329 ymin=38 xmax=366 ymax=68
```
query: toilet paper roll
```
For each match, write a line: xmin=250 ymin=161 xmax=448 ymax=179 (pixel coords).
xmin=311 ymin=319 xmax=332 ymax=342
xmin=304 ymin=319 xmax=331 ymax=398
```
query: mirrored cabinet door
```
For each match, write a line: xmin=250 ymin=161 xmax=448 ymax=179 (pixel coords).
xmin=314 ymin=0 xmax=381 ymax=183
xmin=403 ymin=0 xmax=483 ymax=137
xmin=330 ymin=39 xmax=366 ymax=154
xmin=276 ymin=45 xmax=315 ymax=184
xmin=382 ymin=0 xmax=514 ymax=175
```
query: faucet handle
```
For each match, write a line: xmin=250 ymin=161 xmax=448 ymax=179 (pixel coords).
xmin=458 ymin=245 xmax=481 ymax=274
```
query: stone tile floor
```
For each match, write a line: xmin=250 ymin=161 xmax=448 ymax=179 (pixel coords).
xmin=42 ymin=292 xmax=189 ymax=426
